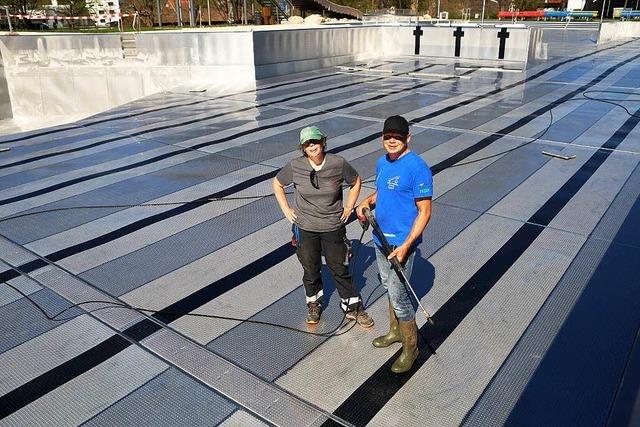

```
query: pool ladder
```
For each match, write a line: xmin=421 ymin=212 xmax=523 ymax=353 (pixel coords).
xmin=121 ymin=33 xmax=138 ymax=59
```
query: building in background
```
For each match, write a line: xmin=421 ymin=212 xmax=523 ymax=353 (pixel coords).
xmin=86 ymin=0 xmax=121 ymax=26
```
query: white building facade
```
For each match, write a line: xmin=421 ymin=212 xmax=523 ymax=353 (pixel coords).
xmin=86 ymin=0 xmax=121 ymax=26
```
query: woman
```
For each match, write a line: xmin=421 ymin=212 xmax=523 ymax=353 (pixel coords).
xmin=272 ymin=126 xmax=374 ymax=327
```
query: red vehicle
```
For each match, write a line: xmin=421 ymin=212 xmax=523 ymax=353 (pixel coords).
xmin=498 ymin=10 xmax=545 ymax=19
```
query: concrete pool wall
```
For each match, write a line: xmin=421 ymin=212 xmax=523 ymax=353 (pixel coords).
xmin=0 ymin=24 xmax=553 ymax=123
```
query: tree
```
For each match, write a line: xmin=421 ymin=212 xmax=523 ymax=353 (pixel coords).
xmin=124 ymin=0 xmax=156 ymax=25
xmin=191 ymin=0 xmax=227 ymax=24
xmin=58 ymin=0 xmax=90 ymax=28
xmin=0 ymin=0 xmax=47 ymax=29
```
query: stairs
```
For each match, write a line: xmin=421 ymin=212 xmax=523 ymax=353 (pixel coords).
xmin=257 ymin=0 xmax=290 ymax=24
xmin=120 ymin=33 xmax=138 ymax=59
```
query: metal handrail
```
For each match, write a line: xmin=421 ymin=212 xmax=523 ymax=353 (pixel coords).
xmin=267 ymin=0 xmax=292 ymax=20
xmin=262 ymin=0 xmax=361 ymax=21
xmin=310 ymin=0 xmax=361 ymax=18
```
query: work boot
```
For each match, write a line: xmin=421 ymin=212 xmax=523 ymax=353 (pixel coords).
xmin=346 ymin=306 xmax=375 ymax=328
xmin=372 ymin=300 xmax=401 ymax=348
xmin=306 ymin=302 xmax=322 ymax=324
xmin=391 ymin=319 xmax=419 ymax=374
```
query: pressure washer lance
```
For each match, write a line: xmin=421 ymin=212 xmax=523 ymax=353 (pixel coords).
xmin=361 ymin=207 xmax=435 ymax=327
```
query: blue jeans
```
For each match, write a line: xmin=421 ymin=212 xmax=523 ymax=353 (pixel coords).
xmin=375 ymin=246 xmax=416 ymax=321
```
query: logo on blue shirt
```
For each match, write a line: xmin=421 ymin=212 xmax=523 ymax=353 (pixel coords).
xmin=418 ymin=182 xmax=431 ymax=194
xmin=387 ymin=176 xmax=400 ymax=189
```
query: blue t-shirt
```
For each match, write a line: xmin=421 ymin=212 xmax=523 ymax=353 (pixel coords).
xmin=373 ymin=151 xmax=433 ymax=248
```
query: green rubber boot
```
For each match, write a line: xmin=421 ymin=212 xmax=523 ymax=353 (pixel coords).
xmin=391 ymin=319 xmax=419 ymax=374
xmin=372 ymin=300 xmax=401 ymax=348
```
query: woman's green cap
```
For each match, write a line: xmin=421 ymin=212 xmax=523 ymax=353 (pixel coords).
xmin=300 ymin=126 xmax=325 ymax=144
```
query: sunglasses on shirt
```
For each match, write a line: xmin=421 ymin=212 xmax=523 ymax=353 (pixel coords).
xmin=310 ymin=169 xmax=320 ymax=189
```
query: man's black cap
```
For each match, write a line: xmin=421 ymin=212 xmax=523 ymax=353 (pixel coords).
xmin=382 ymin=115 xmax=410 ymax=136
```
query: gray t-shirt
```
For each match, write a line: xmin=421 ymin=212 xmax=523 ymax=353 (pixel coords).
xmin=276 ymin=153 xmax=359 ymax=232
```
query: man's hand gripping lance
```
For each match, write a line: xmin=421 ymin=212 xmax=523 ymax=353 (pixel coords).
xmin=361 ymin=207 xmax=435 ymax=326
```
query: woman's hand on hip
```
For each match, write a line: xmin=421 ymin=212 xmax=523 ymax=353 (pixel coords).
xmin=341 ymin=207 xmax=353 ymax=222
xmin=283 ymin=207 xmax=297 ymax=223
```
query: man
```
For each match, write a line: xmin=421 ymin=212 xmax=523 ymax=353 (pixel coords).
xmin=356 ymin=115 xmax=432 ymax=373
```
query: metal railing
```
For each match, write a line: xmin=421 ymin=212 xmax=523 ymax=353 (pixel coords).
xmin=314 ymin=0 xmax=361 ymax=18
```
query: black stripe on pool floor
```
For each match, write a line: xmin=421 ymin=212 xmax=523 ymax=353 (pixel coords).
xmin=2 ymin=48 xmax=638 ymax=315
xmin=0 ymin=68 xmax=357 ymax=145
xmin=324 ymin=106 xmax=640 ymax=427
